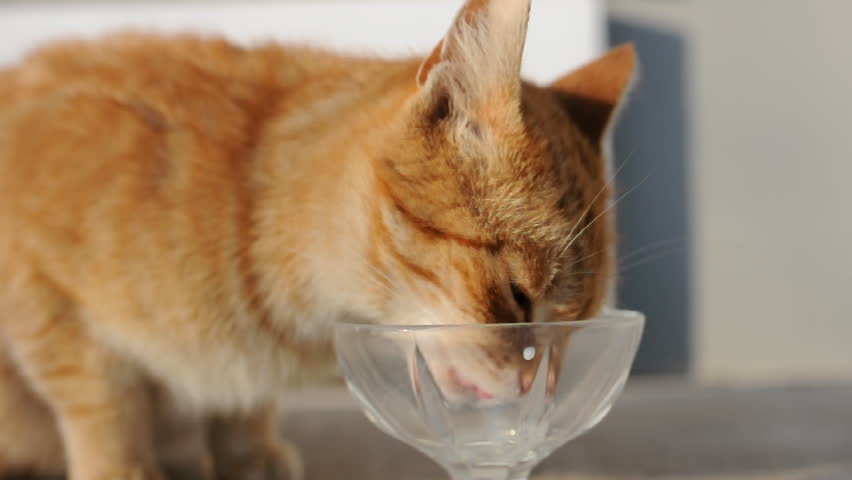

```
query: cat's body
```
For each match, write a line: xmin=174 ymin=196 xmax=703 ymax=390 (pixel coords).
xmin=0 ymin=1 xmax=636 ymax=479
xmin=1 ymin=33 xmax=414 ymax=408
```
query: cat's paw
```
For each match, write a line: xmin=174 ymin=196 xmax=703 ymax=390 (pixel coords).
xmin=213 ymin=439 xmax=303 ymax=480
xmin=86 ymin=464 xmax=166 ymax=480
xmin=163 ymin=454 xmax=215 ymax=480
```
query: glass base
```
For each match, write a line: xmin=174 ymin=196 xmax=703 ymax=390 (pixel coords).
xmin=447 ymin=464 xmax=535 ymax=480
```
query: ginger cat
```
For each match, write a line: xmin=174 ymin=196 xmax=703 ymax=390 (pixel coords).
xmin=0 ymin=0 xmax=636 ymax=479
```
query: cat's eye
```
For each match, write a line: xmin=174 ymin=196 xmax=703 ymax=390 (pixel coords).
xmin=510 ymin=283 xmax=533 ymax=322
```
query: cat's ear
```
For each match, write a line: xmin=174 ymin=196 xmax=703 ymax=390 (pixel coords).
xmin=550 ymin=43 xmax=638 ymax=147
xmin=416 ymin=0 xmax=531 ymax=115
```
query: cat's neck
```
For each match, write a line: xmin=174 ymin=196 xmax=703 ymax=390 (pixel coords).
xmin=249 ymin=56 xmax=419 ymax=336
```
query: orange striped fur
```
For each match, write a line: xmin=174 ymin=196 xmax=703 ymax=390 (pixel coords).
xmin=0 ymin=1 xmax=635 ymax=479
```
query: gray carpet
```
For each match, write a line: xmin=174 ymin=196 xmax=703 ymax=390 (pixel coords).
xmin=6 ymin=381 xmax=851 ymax=479
xmin=281 ymin=381 xmax=852 ymax=479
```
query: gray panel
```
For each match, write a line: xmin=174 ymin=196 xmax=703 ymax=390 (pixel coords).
xmin=608 ymin=19 xmax=690 ymax=375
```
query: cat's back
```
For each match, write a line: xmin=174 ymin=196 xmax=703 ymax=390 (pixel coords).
xmin=0 ymin=32 xmax=330 ymax=161
xmin=0 ymin=32 xmax=415 ymax=313
xmin=0 ymin=31 xmax=345 ymax=105
xmin=0 ymin=33 xmax=273 ymax=254
xmin=0 ymin=31 xmax=384 ymax=214
xmin=0 ymin=32 xmax=400 ymax=288
xmin=0 ymin=32 xmax=410 ymax=202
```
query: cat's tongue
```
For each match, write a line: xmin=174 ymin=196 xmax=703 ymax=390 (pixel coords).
xmin=449 ymin=367 xmax=494 ymax=400
xmin=411 ymin=364 xmax=494 ymax=400
xmin=477 ymin=389 xmax=495 ymax=400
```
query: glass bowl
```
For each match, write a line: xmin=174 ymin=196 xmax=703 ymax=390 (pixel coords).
xmin=333 ymin=309 xmax=645 ymax=480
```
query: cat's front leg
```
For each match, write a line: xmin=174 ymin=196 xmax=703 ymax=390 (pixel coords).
xmin=4 ymin=279 xmax=162 ymax=480
xmin=207 ymin=405 xmax=303 ymax=480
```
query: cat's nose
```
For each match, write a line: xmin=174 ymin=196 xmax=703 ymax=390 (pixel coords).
xmin=510 ymin=283 xmax=533 ymax=323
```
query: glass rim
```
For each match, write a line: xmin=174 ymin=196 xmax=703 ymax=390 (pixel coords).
xmin=335 ymin=308 xmax=644 ymax=333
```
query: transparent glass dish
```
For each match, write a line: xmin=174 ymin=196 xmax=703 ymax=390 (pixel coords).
xmin=334 ymin=309 xmax=645 ymax=480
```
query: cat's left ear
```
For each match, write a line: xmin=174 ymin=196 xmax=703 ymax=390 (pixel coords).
xmin=550 ymin=43 xmax=638 ymax=148
xmin=416 ymin=0 xmax=531 ymax=116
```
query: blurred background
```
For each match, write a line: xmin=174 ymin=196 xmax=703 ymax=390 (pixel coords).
xmin=1 ymin=0 xmax=851 ymax=478
xmin=607 ymin=0 xmax=852 ymax=383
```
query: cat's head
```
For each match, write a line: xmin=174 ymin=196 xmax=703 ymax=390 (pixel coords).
xmin=366 ymin=0 xmax=636 ymax=399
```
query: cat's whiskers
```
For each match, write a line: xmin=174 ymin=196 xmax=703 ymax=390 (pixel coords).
xmin=617 ymin=238 xmax=684 ymax=267
xmin=618 ymin=243 xmax=684 ymax=273
xmin=557 ymin=148 xmax=636 ymax=259
xmin=557 ymin=250 xmax=601 ymax=271
xmin=548 ymin=250 xmax=600 ymax=287
xmin=563 ymin=271 xmax=598 ymax=278
xmin=561 ymin=173 xmax=650 ymax=261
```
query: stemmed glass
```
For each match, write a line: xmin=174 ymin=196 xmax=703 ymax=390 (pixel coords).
xmin=334 ymin=309 xmax=645 ymax=480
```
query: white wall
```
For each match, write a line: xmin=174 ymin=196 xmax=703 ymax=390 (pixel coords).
xmin=611 ymin=0 xmax=852 ymax=383
xmin=692 ymin=0 xmax=852 ymax=383
xmin=0 ymin=1 xmax=604 ymax=85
